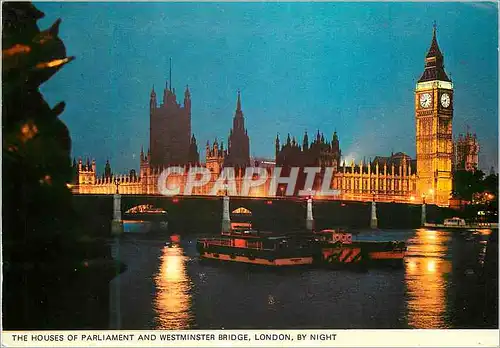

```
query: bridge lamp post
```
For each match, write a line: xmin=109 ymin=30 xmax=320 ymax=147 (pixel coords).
xmin=222 ymin=183 xmax=231 ymax=234
xmin=306 ymin=189 xmax=314 ymax=232
xmin=111 ymin=178 xmax=123 ymax=236
xmin=421 ymin=193 xmax=427 ymax=227
xmin=114 ymin=178 xmax=120 ymax=194
xmin=370 ymin=190 xmax=378 ymax=229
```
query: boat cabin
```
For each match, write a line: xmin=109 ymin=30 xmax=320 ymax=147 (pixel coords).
xmin=314 ymin=229 xmax=353 ymax=244
xmin=444 ymin=217 xmax=466 ymax=227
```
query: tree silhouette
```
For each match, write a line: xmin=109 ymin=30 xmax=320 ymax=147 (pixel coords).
xmin=3 ymin=2 xmax=75 ymax=264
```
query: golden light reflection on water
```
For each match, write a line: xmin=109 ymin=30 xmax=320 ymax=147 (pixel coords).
xmin=405 ymin=229 xmax=452 ymax=329
xmin=153 ymin=235 xmax=192 ymax=329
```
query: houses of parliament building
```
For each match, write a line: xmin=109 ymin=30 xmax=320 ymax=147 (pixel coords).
xmin=72 ymin=26 xmax=459 ymax=206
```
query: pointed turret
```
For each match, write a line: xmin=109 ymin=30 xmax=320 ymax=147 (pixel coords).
xmin=150 ymin=85 xmax=157 ymax=110
xmin=104 ymin=159 xmax=111 ymax=178
xmin=236 ymin=89 xmax=241 ymax=112
xmin=184 ymin=85 xmax=191 ymax=111
xmin=163 ymin=80 xmax=169 ymax=105
xmin=426 ymin=23 xmax=443 ymax=59
xmin=231 ymin=89 xmax=245 ymax=131
xmin=303 ymin=131 xmax=309 ymax=151
xmin=418 ymin=23 xmax=450 ymax=82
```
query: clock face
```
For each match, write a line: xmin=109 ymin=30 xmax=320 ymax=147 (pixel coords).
xmin=419 ymin=93 xmax=432 ymax=108
xmin=441 ymin=93 xmax=451 ymax=108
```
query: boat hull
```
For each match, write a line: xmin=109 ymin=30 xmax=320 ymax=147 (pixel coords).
xmin=424 ymin=222 xmax=498 ymax=230
xmin=200 ymin=251 xmax=314 ymax=266
xmin=197 ymin=232 xmax=407 ymax=268
xmin=196 ymin=237 xmax=319 ymax=267
xmin=319 ymin=241 xmax=406 ymax=266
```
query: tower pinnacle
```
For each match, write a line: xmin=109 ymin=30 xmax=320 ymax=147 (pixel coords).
xmin=169 ymin=57 xmax=172 ymax=91
xmin=236 ymin=89 xmax=241 ymax=112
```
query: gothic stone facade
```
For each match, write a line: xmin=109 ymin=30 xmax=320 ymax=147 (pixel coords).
xmin=453 ymin=131 xmax=480 ymax=172
xmin=72 ymin=27 xmax=452 ymax=206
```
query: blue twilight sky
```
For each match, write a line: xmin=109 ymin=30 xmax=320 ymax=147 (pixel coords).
xmin=36 ymin=2 xmax=498 ymax=174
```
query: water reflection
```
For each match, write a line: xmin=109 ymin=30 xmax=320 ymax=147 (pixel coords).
xmin=405 ymin=229 xmax=451 ymax=328
xmin=109 ymin=237 xmax=122 ymax=329
xmin=153 ymin=235 xmax=192 ymax=329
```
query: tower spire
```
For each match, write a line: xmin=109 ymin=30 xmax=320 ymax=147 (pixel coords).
xmin=418 ymin=23 xmax=450 ymax=83
xmin=236 ymin=89 xmax=241 ymax=112
xmin=169 ymin=57 xmax=172 ymax=91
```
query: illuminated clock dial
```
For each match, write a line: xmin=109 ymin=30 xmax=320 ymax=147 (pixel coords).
xmin=419 ymin=93 xmax=432 ymax=108
xmin=441 ymin=93 xmax=451 ymax=108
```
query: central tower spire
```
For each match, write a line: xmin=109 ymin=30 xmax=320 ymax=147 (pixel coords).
xmin=236 ymin=89 xmax=242 ymax=112
xmin=225 ymin=89 xmax=250 ymax=170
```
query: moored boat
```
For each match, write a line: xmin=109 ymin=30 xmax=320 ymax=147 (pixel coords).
xmin=314 ymin=229 xmax=407 ymax=267
xmin=424 ymin=217 xmax=498 ymax=230
xmin=196 ymin=229 xmax=320 ymax=266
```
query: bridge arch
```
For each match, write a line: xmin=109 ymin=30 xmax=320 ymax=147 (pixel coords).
xmin=124 ymin=204 xmax=167 ymax=215
xmin=231 ymin=207 xmax=252 ymax=216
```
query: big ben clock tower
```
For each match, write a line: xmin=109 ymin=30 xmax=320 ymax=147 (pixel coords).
xmin=415 ymin=24 xmax=453 ymax=206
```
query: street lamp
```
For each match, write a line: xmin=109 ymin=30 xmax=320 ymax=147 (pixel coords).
xmin=280 ymin=186 xmax=285 ymax=197
xmin=372 ymin=191 xmax=376 ymax=202
xmin=114 ymin=178 xmax=120 ymax=194
xmin=422 ymin=193 xmax=426 ymax=204
xmin=307 ymin=188 xmax=313 ymax=201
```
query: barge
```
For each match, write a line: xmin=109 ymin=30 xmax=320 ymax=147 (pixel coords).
xmin=197 ymin=226 xmax=407 ymax=268
xmin=314 ymin=229 xmax=406 ymax=267
xmin=197 ymin=227 xmax=320 ymax=266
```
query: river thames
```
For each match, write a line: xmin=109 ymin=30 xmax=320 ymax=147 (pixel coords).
xmin=109 ymin=228 xmax=497 ymax=329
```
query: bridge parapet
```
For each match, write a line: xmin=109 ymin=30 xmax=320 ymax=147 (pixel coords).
xmin=71 ymin=194 xmax=453 ymax=236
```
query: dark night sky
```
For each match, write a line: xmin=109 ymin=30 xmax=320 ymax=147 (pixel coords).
xmin=36 ymin=2 xmax=498 ymax=174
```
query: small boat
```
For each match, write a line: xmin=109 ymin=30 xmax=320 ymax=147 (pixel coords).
xmin=196 ymin=228 xmax=320 ymax=266
xmin=424 ymin=217 xmax=498 ymax=230
xmin=314 ymin=229 xmax=406 ymax=267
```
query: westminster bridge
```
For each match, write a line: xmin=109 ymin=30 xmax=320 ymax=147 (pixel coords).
xmin=71 ymin=194 xmax=454 ymax=237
